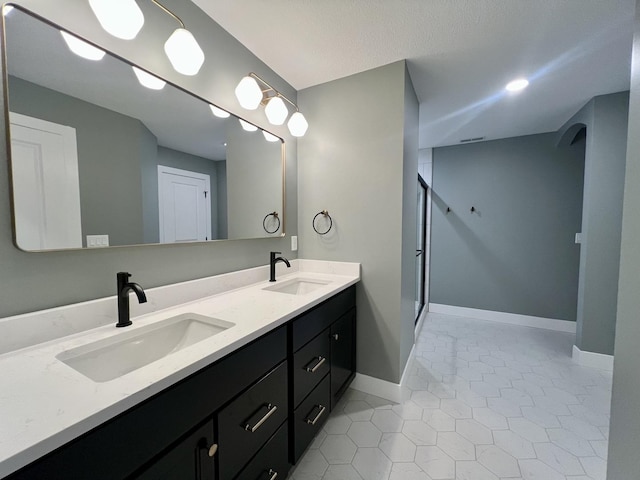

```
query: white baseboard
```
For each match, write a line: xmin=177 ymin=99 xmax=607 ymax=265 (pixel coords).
xmin=428 ymin=303 xmax=576 ymax=333
xmin=351 ymin=373 xmax=404 ymax=403
xmin=351 ymin=345 xmax=415 ymax=404
xmin=572 ymin=345 xmax=614 ymax=371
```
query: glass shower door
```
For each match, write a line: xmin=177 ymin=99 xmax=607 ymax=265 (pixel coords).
xmin=415 ymin=175 xmax=428 ymax=322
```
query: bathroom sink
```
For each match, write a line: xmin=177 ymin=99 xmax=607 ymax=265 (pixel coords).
xmin=263 ymin=277 xmax=331 ymax=295
xmin=57 ymin=313 xmax=234 ymax=382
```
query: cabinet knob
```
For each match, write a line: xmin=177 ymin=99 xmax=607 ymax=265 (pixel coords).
xmin=332 ymin=333 xmax=339 ymax=341
xmin=208 ymin=443 xmax=218 ymax=457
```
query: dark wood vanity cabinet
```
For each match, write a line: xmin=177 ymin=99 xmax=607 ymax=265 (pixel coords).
xmin=5 ymin=285 xmax=357 ymax=480
xmin=290 ymin=286 xmax=356 ymax=462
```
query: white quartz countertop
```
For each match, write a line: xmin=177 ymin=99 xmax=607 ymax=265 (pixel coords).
xmin=0 ymin=259 xmax=360 ymax=478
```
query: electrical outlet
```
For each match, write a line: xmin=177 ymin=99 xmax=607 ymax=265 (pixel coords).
xmin=86 ymin=234 xmax=109 ymax=248
xmin=291 ymin=235 xmax=298 ymax=252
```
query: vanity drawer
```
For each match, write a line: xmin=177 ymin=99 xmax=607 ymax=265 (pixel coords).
xmin=292 ymin=286 xmax=355 ymax=350
xmin=293 ymin=375 xmax=331 ymax=462
xmin=293 ymin=328 xmax=330 ymax=407
xmin=235 ymin=422 xmax=290 ymax=480
xmin=217 ymin=360 xmax=288 ymax=480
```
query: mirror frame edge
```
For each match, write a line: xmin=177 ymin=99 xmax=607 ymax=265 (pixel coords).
xmin=1 ymin=3 xmax=287 ymax=253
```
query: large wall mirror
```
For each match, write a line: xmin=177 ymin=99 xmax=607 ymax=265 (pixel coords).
xmin=2 ymin=6 xmax=285 ymax=251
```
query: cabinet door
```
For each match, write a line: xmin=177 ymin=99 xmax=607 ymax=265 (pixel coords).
xmin=133 ymin=419 xmax=215 ymax=480
xmin=330 ymin=308 xmax=356 ymax=409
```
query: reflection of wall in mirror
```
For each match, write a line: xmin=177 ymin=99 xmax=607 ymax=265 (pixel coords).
xmin=226 ymin=121 xmax=283 ymax=238
xmin=8 ymin=75 xmax=227 ymax=247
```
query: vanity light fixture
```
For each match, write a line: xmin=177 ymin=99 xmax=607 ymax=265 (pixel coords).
xmin=235 ymin=76 xmax=263 ymax=110
xmin=60 ymin=31 xmax=106 ymax=61
xmin=89 ymin=0 xmax=144 ymax=40
xmin=235 ymin=72 xmax=309 ymax=137
xmin=132 ymin=66 xmax=166 ymax=90
xmin=263 ymin=131 xmax=279 ymax=142
xmin=152 ymin=0 xmax=204 ymax=76
xmin=239 ymin=119 xmax=258 ymax=132
xmin=505 ymin=78 xmax=529 ymax=92
xmin=264 ymin=96 xmax=288 ymax=125
xmin=209 ymin=104 xmax=230 ymax=118
xmin=287 ymin=111 xmax=309 ymax=137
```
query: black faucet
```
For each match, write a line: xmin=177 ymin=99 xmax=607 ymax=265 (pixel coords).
xmin=269 ymin=251 xmax=291 ymax=282
xmin=116 ymin=272 xmax=147 ymax=327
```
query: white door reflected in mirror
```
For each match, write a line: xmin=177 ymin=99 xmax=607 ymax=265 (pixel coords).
xmin=9 ymin=112 xmax=82 ymax=250
xmin=158 ymin=166 xmax=211 ymax=243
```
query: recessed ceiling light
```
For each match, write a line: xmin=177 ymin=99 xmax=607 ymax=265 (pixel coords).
xmin=505 ymin=78 xmax=529 ymax=92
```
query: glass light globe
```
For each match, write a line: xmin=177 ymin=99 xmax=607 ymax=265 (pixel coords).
xmin=89 ymin=0 xmax=144 ymax=40
xmin=209 ymin=105 xmax=230 ymax=118
xmin=287 ymin=111 xmax=309 ymax=137
xmin=60 ymin=31 xmax=106 ymax=61
xmin=164 ymin=28 xmax=205 ymax=76
xmin=235 ymin=76 xmax=263 ymax=110
xmin=264 ymin=96 xmax=288 ymax=125
xmin=239 ymin=119 xmax=258 ymax=132
xmin=262 ymin=131 xmax=279 ymax=142
xmin=132 ymin=66 xmax=165 ymax=90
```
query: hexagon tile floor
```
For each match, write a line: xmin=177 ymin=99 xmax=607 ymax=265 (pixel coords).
xmin=287 ymin=312 xmax=612 ymax=480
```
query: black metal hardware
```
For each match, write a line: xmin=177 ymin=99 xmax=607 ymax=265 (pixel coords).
xmin=312 ymin=210 xmax=333 ymax=235
xmin=116 ymin=272 xmax=147 ymax=328
xmin=262 ymin=212 xmax=281 ymax=234
xmin=269 ymin=251 xmax=291 ymax=282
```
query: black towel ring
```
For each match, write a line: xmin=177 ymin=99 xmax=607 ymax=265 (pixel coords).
xmin=262 ymin=211 xmax=280 ymax=234
xmin=312 ymin=210 xmax=333 ymax=235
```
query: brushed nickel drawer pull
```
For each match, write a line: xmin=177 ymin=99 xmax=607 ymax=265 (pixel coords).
xmin=244 ymin=403 xmax=278 ymax=433
xmin=332 ymin=333 xmax=339 ymax=341
xmin=208 ymin=443 xmax=218 ymax=457
xmin=306 ymin=404 xmax=326 ymax=425
xmin=305 ymin=356 xmax=326 ymax=373
xmin=268 ymin=469 xmax=278 ymax=480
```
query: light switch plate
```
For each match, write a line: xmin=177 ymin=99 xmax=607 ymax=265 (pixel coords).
xmin=87 ymin=234 xmax=109 ymax=248
xmin=291 ymin=235 xmax=298 ymax=251
xmin=575 ymin=232 xmax=582 ymax=244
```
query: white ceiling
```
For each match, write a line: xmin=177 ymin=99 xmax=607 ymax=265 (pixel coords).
xmin=192 ymin=0 xmax=635 ymax=148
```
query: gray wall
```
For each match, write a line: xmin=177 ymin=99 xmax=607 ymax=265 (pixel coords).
xmin=608 ymin=1 xmax=640 ymax=475
xmin=157 ymin=146 xmax=222 ymax=240
xmin=400 ymin=64 xmax=419 ymax=372
xmin=226 ymin=121 xmax=283 ymax=239
xmin=0 ymin=0 xmax=298 ymax=318
xmin=298 ymin=61 xmax=418 ymax=384
xmin=140 ymin=124 xmax=160 ymax=244
xmin=216 ymin=163 xmax=228 ymax=239
xmin=558 ymin=92 xmax=629 ymax=355
xmin=430 ymin=133 xmax=585 ymax=320
xmin=8 ymin=76 xmax=148 ymax=246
